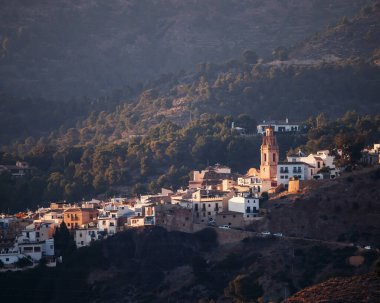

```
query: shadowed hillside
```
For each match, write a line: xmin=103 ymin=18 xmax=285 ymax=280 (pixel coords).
xmin=284 ymin=273 xmax=380 ymax=303
xmin=0 ymin=227 xmax=378 ymax=302
xmin=290 ymin=2 xmax=380 ymax=60
xmin=0 ymin=0 xmax=372 ymax=99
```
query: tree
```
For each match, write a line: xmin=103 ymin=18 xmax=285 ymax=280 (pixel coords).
xmin=241 ymin=50 xmax=258 ymax=65
xmin=53 ymin=221 xmax=76 ymax=259
xmin=225 ymin=274 xmax=263 ymax=301
xmin=272 ymin=46 xmax=289 ymax=61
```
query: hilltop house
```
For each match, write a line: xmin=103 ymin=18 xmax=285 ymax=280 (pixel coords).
xmin=0 ymin=161 xmax=33 ymax=177
xmin=257 ymin=118 xmax=302 ymax=134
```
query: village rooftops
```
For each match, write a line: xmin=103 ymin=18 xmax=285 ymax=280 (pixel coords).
xmin=197 ymin=189 xmax=228 ymax=197
xmin=278 ymin=161 xmax=315 ymax=168
xmin=64 ymin=208 xmax=98 ymax=213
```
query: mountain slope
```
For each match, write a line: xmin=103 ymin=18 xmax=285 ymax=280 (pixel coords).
xmin=284 ymin=273 xmax=380 ymax=303
xmin=0 ymin=0 xmax=373 ymax=99
xmin=290 ymin=2 xmax=380 ymax=60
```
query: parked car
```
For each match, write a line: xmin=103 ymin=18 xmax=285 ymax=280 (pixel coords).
xmin=261 ymin=231 xmax=271 ymax=236
xmin=364 ymin=245 xmax=372 ymax=250
xmin=219 ymin=225 xmax=230 ymax=229
xmin=273 ymin=233 xmax=283 ymax=237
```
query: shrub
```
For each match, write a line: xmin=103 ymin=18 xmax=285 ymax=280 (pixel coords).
xmin=225 ymin=274 xmax=263 ymax=301
xmin=261 ymin=192 xmax=269 ymax=201
xmin=16 ymin=257 xmax=33 ymax=268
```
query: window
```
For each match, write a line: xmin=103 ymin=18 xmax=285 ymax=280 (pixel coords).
xmin=6 ymin=258 xmax=9 ymax=262
xmin=280 ymin=175 xmax=284 ymax=179
xmin=207 ymin=212 xmax=211 ymax=216
xmin=79 ymin=233 xmax=83 ymax=237
xmin=81 ymin=241 xmax=84 ymax=245
xmin=285 ymin=175 xmax=288 ymax=179
xmin=264 ymin=153 xmax=267 ymax=162
xmin=223 ymin=215 xmax=226 ymax=219
xmin=273 ymin=153 xmax=276 ymax=162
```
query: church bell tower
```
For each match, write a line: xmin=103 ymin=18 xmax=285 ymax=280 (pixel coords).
xmin=260 ymin=126 xmax=279 ymax=181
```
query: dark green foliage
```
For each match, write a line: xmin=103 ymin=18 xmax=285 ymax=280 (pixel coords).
xmin=192 ymin=256 xmax=209 ymax=281
xmin=194 ymin=228 xmax=218 ymax=252
xmin=1 ymin=109 xmax=379 ymax=212
xmin=241 ymin=50 xmax=258 ymax=64
xmin=15 ymin=257 xmax=33 ymax=268
xmin=261 ymin=192 xmax=269 ymax=201
xmin=272 ymin=46 xmax=289 ymax=60
xmin=53 ymin=222 xmax=76 ymax=259
xmin=375 ymin=261 xmax=380 ymax=276
xmin=215 ymin=253 xmax=243 ymax=272
xmin=225 ymin=274 xmax=264 ymax=301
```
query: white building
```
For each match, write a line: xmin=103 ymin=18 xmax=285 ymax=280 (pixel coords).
xmin=287 ymin=150 xmax=339 ymax=179
xmin=18 ymin=222 xmax=56 ymax=243
xmin=257 ymin=119 xmax=301 ymax=134
xmin=0 ymin=253 xmax=20 ymax=265
xmin=228 ymin=191 xmax=260 ymax=219
xmin=97 ymin=217 xmax=117 ymax=235
xmin=17 ymin=242 xmax=44 ymax=261
xmin=237 ymin=168 xmax=272 ymax=193
xmin=75 ymin=228 xmax=103 ymax=248
xmin=277 ymin=162 xmax=315 ymax=186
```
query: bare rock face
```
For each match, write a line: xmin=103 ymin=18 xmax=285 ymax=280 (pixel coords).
xmin=283 ymin=273 xmax=380 ymax=303
xmin=0 ymin=0 xmax=371 ymax=99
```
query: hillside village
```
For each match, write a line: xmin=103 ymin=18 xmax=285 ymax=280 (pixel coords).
xmin=0 ymin=123 xmax=379 ymax=269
